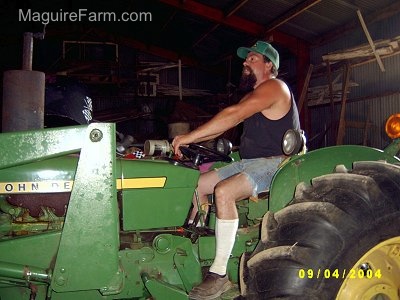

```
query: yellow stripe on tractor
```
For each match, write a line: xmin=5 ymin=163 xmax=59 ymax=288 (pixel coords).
xmin=0 ymin=177 xmax=166 ymax=194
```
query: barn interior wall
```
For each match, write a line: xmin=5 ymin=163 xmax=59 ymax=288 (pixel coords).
xmin=308 ymin=12 xmax=400 ymax=150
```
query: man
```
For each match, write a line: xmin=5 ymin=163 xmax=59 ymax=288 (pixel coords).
xmin=172 ymin=41 xmax=300 ymax=299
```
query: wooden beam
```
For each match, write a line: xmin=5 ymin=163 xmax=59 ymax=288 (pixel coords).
xmin=322 ymin=43 xmax=397 ymax=61
xmin=265 ymin=0 xmax=322 ymax=34
xmin=225 ymin=0 xmax=250 ymax=17
xmin=193 ymin=0 xmax=250 ymax=47
xmin=159 ymin=0 xmax=306 ymax=54
xmin=298 ymin=64 xmax=313 ymax=114
xmin=193 ymin=24 xmax=219 ymax=47
xmin=160 ymin=0 xmax=264 ymax=36
xmin=363 ymin=107 xmax=371 ymax=146
xmin=336 ymin=63 xmax=351 ymax=145
xmin=314 ymin=1 xmax=400 ymax=46
xmin=326 ymin=60 xmax=336 ymax=144
xmin=356 ymin=9 xmax=385 ymax=72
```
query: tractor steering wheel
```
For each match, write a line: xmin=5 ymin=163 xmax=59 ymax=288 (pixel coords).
xmin=179 ymin=143 xmax=232 ymax=167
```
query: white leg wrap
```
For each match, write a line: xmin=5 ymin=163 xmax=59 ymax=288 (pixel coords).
xmin=209 ymin=218 xmax=239 ymax=276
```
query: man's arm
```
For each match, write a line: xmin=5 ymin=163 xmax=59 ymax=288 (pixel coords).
xmin=172 ymin=79 xmax=290 ymax=155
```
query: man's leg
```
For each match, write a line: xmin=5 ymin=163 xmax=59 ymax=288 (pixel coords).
xmin=189 ymin=173 xmax=253 ymax=299
xmin=210 ymin=173 xmax=253 ymax=274
xmin=188 ymin=170 xmax=221 ymax=224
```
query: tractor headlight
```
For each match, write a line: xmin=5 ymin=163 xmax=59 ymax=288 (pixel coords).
xmin=216 ymin=138 xmax=232 ymax=155
xmin=282 ymin=129 xmax=307 ymax=156
xmin=385 ymin=113 xmax=400 ymax=139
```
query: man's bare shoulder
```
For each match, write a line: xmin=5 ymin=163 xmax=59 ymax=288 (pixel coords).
xmin=254 ymin=78 xmax=291 ymax=103
xmin=255 ymin=78 xmax=291 ymax=119
xmin=257 ymin=77 xmax=289 ymax=91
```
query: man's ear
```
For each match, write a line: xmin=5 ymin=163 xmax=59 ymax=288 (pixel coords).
xmin=264 ymin=61 xmax=272 ymax=73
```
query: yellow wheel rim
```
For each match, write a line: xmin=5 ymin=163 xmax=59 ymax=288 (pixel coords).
xmin=336 ymin=237 xmax=400 ymax=300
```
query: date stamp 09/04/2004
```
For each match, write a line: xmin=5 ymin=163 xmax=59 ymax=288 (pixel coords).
xmin=298 ymin=268 xmax=382 ymax=280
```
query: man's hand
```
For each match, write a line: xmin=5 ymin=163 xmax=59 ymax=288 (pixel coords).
xmin=172 ymin=134 xmax=192 ymax=158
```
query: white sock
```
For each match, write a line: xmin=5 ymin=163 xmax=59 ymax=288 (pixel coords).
xmin=209 ymin=218 xmax=239 ymax=276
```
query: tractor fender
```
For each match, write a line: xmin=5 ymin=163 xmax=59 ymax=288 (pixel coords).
xmin=268 ymin=145 xmax=400 ymax=212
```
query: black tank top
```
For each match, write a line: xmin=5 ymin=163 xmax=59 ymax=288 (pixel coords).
xmin=239 ymin=94 xmax=300 ymax=159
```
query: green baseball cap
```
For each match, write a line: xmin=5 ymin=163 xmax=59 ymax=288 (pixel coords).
xmin=237 ymin=41 xmax=280 ymax=70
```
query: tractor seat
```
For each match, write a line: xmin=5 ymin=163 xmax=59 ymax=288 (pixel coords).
xmin=249 ymin=190 xmax=270 ymax=202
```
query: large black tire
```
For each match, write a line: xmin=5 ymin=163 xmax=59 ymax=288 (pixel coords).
xmin=240 ymin=161 xmax=400 ymax=300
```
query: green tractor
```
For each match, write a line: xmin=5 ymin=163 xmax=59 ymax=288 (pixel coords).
xmin=0 ymin=113 xmax=399 ymax=300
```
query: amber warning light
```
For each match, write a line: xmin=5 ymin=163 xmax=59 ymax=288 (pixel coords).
xmin=385 ymin=113 xmax=400 ymax=139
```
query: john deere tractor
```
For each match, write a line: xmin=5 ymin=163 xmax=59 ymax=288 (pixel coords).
xmin=0 ymin=113 xmax=399 ymax=300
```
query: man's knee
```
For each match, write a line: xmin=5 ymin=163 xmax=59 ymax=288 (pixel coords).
xmin=197 ymin=170 xmax=220 ymax=196
xmin=215 ymin=173 xmax=253 ymax=203
xmin=214 ymin=181 xmax=234 ymax=204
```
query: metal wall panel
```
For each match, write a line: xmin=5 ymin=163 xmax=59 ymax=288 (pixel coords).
xmin=308 ymin=12 xmax=400 ymax=150
xmin=309 ymin=93 xmax=400 ymax=150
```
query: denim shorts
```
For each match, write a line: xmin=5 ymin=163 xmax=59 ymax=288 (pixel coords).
xmin=215 ymin=157 xmax=284 ymax=197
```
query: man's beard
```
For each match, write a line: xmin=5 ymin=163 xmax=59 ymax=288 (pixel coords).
xmin=239 ymin=66 xmax=257 ymax=93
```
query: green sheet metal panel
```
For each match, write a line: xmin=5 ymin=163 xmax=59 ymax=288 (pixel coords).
xmin=120 ymin=159 xmax=199 ymax=230
xmin=51 ymin=123 xmax=121 ymax=294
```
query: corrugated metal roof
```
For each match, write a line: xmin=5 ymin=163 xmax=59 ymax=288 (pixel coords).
xmin=2 ymin=0 xmax=399 ymax=69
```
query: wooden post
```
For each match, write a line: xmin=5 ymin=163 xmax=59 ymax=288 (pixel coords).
xmin=362 ymin=106 xmax=371 ymax=146
xmin=336 ymin=62 xmax=351 ymax=145
xmin=326 ymin=60 xmax=336 ymax=145
xmin=298 ymin=64 xmax=313 ymax=114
